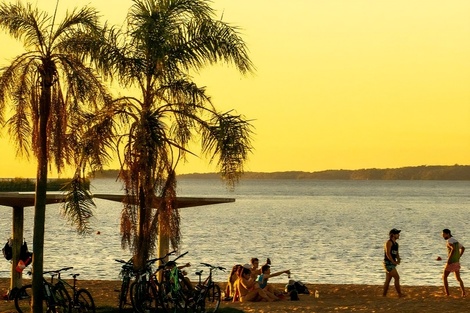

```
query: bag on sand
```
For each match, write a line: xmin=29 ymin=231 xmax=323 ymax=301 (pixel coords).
xmin=289 ymin=289 xmax=299 ymax=301
xmin=285 ymin=280 xmax=310 ymax=295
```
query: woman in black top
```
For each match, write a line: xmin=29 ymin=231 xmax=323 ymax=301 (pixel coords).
xmin=383 ymin=228 xmax=403 ymax=297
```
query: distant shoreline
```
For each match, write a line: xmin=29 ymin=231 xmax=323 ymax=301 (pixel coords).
xmin=91 ymin=165 xmax=470 ymax=180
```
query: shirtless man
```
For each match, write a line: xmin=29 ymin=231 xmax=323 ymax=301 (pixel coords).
xmin=233 ymin=267 xmax=277 ymax=302
xmin=442 ymin=228 xmax=466 ymax=297
xmin=249 ymin=258 xmax=262 ymax=279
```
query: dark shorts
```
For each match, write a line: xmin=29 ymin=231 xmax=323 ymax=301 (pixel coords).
xmin=383 ymin=260 xmax=396 ymax=273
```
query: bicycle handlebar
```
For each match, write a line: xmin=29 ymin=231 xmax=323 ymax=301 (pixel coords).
xmin=200 ymin=262 xmax=226 ymax=271
xmin=115 ymin=259 xmax=132 ymax=265
xmin=43 ymin=267 xmax=74 ymax=275
xmin=146 ymin=250 xmax=177 ymax=265
xmin=155 ymin=251 xmax=189 ymax=271
xmin=173 ymin=251 xmax=188 ymax=263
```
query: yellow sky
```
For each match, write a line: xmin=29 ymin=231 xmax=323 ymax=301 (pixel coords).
xmin=0 ymin=0 xmax=469 ymax=177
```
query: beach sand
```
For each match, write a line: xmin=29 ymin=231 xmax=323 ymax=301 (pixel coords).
xmin=1 ymin=278 xmax=469 ymax=312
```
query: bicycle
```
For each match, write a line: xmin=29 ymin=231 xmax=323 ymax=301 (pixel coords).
xmin=15 ymin=267 xmax=73 ymax=313
xmin=155 ymin=251 xmax=192 ymax=313
xmin=130 ymin=250 xmax=193 ymax=313
xmin=115 ymin=258 xmax=137 ymax=311
xmin=61 ymin=272 xmax=96 ymax=313
xmin=130 ymin=256 xmax=168 ymax=313
xmin=189 ymin=263 xmax=225 ymax=313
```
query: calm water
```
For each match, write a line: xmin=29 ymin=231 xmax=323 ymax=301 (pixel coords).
xmin=1 ymin=179 xmax=470 ymax=287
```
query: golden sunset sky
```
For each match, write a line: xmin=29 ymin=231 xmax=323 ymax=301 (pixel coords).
xmin=0 ymin=0 xmax=469 ymax=177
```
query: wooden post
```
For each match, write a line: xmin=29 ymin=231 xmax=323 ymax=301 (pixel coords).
xmin=156 ymin=221 xmax=170 ymax=282
xmin=10 ymin=206 xmax=24 ymax=293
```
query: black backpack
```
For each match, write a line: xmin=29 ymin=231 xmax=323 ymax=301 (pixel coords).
xmin=2 ymin=241 xmax=12 ymax=261
xmin=293 ymin=281 xmax=310 ymax=294
xmin=289 ymin=289 xmax=299 ymax=301
xmin=285 ymin=280 xmax=310 ymax=295
xmin=20 ymin=240 xmax=33 ymax=265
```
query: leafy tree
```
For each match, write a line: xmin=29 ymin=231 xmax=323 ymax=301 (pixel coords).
xmin=0 ymin=2 xmax=109 ymax=312
xmin=87 ymin=0 xmax=254 ymax=269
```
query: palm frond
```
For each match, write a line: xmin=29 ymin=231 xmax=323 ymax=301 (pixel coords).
xmin=180 ymin=19 xmax=254 ymax=74
xmin=0 ymin=2 xmax=49 ymax=51
xmin=61 ymin=174 xmax=96 ymax=235
xmin=201 ymin=111 xmax=254 ymax=187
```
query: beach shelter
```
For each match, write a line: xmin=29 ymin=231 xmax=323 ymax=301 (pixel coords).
xmin=1 ymin=192 xmax=234 ymax=296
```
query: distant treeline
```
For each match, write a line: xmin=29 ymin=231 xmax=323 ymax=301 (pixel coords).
xmin=0 ymin=178 xmax=90 ymax=191
xmin=92 ymin=165 xmax=470 ymax=180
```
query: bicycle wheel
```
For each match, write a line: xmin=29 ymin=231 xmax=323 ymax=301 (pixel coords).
xmin=202 ymin=284 xmax=220 ymax=313
xmin=131 ymin=280 xmax=158 ymax=313
xmin=118 ymin=276 xmax=130 ymax=310
xmin=14 ymin=284 xmax=37 ymax=313
xmin=152 ymin=281 xmax=169 ymax=313
xmin=53 ymin=282 xmax=72 ymax=313
xmin=73 ymin=289 xmax=96 ymax=313
xmin=160 ymin=286 xmax=187 ymax=313
xmin=172 ymin=289 xmax=189 ymax=313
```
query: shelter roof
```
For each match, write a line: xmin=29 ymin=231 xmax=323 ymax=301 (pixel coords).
xmin=0 ymin=192 xmax=234 ymax=208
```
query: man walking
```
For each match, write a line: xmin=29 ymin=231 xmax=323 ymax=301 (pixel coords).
xmin=442 ymin=228 xmax=466 ymax=297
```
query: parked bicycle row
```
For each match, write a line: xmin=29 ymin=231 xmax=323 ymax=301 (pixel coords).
xmin=115 ymin=250 xmax=225 ymax=313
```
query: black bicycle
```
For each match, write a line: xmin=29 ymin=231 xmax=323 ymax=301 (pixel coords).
xmin=15 ymin=267 xmax=73 ymax=313
xmin=131 ymin=251 xmax=194 ymax=313
xmin=115 ymin=258 xmax=137 ymax=311
xmin=63 ymin=272 xmax=95 ymax=313
xmin=188 ymin=263 xmax=225 ymax=313
xmin=130 ymin=255 xmax=171 ymax=313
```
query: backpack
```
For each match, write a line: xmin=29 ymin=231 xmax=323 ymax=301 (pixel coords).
xmin=293 ymin=281 xmax=310 ymax=295
xmin=285 ymin=280 xmax=310 ymax=295
xmin=289 ymin=289 xmax=299 ymax=301
xmin=20 ymin=241 xmax=33 ymax=266
xmin=2 ymin=241 xmax=12 ymax=261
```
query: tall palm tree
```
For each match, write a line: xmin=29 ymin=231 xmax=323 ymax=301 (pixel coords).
xmin=88 ymin=0 xmax=254 ymax=269
xmin=0 ymin=3 xmax=110 ymax=312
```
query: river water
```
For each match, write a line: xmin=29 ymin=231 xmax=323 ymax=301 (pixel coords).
xmin=1 ymin=178 xmax=469 ymax=286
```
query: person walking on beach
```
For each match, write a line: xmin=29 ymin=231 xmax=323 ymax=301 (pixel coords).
xmin=442 ymin=228 xmax=466 ymax=297
xmin=383 ymin=228 xmax=403 ymax=297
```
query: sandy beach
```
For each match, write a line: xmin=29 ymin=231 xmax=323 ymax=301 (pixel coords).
xmin=1 ymin=278 xmax=469 ymax=312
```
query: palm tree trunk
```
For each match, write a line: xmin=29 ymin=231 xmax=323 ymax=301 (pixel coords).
xmin=32 ymin=80 xmax=51 ymax=313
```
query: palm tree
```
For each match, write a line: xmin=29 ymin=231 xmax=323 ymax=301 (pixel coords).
xmin=88 ymin=0 xmax=254 ymax=269
xmin=0 ymin=2 xmax=110 ymax=312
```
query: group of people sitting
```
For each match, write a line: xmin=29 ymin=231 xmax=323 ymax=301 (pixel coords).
xmin=224 ymin=257 xmax=291 ymax=302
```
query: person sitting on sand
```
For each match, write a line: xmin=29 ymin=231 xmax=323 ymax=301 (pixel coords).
xmin=224 ymin=264 xmax=242 ymax=300
xmin=233 ymin=267 xmax=278 ymax=302
xmin=256 ymin=264 xmax=290 ymax=296
xmin=249 ymin=257 xmax=271 ymax=279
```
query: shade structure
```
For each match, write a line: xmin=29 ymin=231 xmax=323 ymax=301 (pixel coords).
xmin=92 ymin=193 xmax=235 ymax=207
xmin=0 ymin=192 xmax=235 ymax=208
xmin=1 ymin=191 xmax=235 ymax=295
xmin=0 ymin=192 xmax=65 ymax=208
